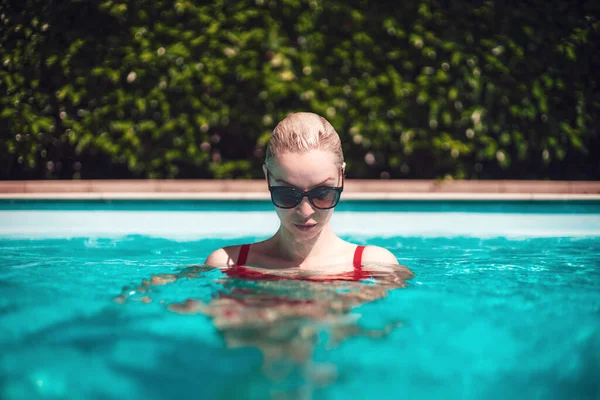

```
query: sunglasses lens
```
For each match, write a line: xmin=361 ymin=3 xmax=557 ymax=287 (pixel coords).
xmin=310 ymin=188 xmax=340 ymax=209
xmin=270 ymin=186 xmax=341 ymax=209
xmin=271 ymin=188 xmax=301 ymax=208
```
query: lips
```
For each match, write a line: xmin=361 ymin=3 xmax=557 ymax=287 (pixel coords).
xmin=294 ymin=223 xmax=317 ymax=231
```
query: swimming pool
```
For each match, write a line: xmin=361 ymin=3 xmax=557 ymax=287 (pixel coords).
xmin=1 ymin=200 xmax=599 ymax=399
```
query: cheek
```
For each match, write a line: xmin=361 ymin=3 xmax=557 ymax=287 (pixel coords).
xmin=275 ymin=207 xmax=293 ymax=222
xmin=319 ymin=209 xmax=334 ymax=222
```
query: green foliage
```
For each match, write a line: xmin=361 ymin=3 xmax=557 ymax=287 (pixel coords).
xmin=1 ymin=0 xmax=598 ymax=179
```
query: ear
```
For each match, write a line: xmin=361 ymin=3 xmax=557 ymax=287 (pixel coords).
xmin=262 ymin=164 xmax=268 ymax=181
xmin=341 ymin=162 xmax=346 ymax=175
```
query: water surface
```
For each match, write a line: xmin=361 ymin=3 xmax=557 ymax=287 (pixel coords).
xmin=1 ymin=235 xmax=599 ymax=399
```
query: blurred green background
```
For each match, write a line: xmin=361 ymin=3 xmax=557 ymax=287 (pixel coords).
xmin=1 ymin=0 xmax=598 ymax=180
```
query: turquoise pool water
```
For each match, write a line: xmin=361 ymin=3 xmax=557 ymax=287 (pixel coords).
xmin=1 ymin=200 xmax=599 ymax=399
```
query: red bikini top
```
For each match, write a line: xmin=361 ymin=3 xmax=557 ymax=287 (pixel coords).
xmin=224 ymin=244 xmax=368 ymax=282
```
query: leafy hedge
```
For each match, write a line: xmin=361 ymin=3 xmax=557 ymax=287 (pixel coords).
xmin=1 ymin=0 xmax=598 ymax=179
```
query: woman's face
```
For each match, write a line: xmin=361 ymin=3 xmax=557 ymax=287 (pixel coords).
xmin=265 ymin=150 xmax=342 ymax=240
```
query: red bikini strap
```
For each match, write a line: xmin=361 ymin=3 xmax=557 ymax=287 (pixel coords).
xmin=237 ymin=244 xmax=251 ymax=266
xmin=353 ymin=245 xmax=365 ymax=270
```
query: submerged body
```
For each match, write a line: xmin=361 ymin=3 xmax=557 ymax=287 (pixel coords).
xmin=117 ymin=256 xmax=411 ymax=387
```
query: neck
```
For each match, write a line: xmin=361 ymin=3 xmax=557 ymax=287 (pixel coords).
xmin=273 ymin=224 xmax=338 ymax=263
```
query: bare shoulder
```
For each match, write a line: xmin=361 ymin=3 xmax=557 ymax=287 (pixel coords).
xmin=204 ymin=245 xmax=243 ymax=268
xmin=361 ymin=245 xmax=415 ymax=280
xmin=361 ymin=245 xmax=399 ymax=265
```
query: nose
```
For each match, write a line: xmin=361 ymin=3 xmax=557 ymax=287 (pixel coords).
xmin=296 ymin=197 xmax=315 ymax=218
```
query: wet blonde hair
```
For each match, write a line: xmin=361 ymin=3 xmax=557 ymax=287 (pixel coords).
xmin=265 ymin=112 xmax=344 ymax=168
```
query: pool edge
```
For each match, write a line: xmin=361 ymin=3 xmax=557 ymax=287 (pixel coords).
xmin=1 ymin=179 xmax=599 ymax=201
xmin=1 ymin=192 xmax=600 ymax=201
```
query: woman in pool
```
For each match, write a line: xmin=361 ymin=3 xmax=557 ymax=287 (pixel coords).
xmin=205 ymin=112 xmax=404 ymax=278
xmin=118 ymin=112 xmax=412 ymax=386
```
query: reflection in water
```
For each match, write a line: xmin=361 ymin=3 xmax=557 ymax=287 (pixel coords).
xmin=117 ymin=263 xmax=413 ymax=397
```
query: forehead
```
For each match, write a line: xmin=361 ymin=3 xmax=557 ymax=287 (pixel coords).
xmin=270 ymin=151 xmax=338 ymax=187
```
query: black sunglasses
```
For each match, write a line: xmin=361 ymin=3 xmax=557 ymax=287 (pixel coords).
xmin=267 ymin=169 xmax=344 ymax=210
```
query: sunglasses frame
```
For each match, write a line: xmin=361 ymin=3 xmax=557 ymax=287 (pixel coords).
xmin=266 ymin=168 xmax=344 ymax=210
